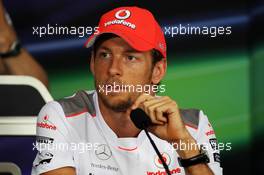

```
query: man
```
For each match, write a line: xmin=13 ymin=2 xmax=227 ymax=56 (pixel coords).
xmin=32 ymin=6 xmax=222 ymax=175
xmin=0 ymin=0 xmax=48 ymax=87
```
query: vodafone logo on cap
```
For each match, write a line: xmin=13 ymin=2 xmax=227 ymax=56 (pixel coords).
xmin=104 ymin=9 xmax=136 ymax=29
xmin=115 ymin=9 xmax=131 ymax=19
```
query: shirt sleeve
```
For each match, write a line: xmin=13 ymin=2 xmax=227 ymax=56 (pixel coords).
xmin=196 ymin=110 xmax=223 ymax=175
xmin=31 ymin=101 xmax=76 ymax=175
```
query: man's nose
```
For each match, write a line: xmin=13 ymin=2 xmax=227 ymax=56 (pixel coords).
xmin=108 ymin=56 xmax=122 ymax=76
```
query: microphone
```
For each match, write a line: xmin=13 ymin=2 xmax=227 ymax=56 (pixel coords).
xmin=130 ymin=108 xmax=171 ymax=175
xmin=130 ymin=108 xmax=152 ymax=129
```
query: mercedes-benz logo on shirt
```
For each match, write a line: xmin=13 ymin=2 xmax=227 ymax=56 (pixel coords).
xmin=95 ymin=144 xmax=112 ymax=160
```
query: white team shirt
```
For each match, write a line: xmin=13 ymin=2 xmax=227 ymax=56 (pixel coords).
xmin=32 ymin=90 xmax=222 ymax=175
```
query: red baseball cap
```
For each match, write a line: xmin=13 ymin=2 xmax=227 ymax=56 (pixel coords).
xmin=85 ymin=6 xmax=167 ymax=59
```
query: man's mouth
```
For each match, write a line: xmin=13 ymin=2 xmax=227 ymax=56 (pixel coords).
xmin=106 ymin=83 xmax=126 ymax=91
xmin=106 ymin=84 xmax=119 ymax=91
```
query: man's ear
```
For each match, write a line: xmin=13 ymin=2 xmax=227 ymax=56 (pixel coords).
xmin=151 ymin=59 xmax=166 ymax=84
xmin=90 ymin=51 xmax=95 ymax=76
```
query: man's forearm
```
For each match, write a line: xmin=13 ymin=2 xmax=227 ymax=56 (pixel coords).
xmin=0 ymin=1 xmax=49 ymax=88
xmin=0 ymin=1 xmax=5 ymax=22
xmin=2 ymin=48 xmax=49 ymax=87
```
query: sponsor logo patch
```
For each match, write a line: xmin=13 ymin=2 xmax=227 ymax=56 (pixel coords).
xmin=205 ymin=130 xmax=215 ymax=136
xmin=35 ymin=152 xmax=53 ymax=167
xmin=209 ymin=138 xmax=218 ymax=150
xmin=104 ymin=9 xmax=136 ymax=29
xmin=213 ymin=153 xmax=221 ymax=163
xmin=90 ymin=163 xmax=119 ymax=172
xmin=115 ymin=9 xmax=131 ymax=20
xmin=154 ymin=152 xmax=171 ymax=169
xmin=147 ymin=167 xmax=181 ymax=175
xmin=95 ymin=144 xmax=112 ymax=160
xmin=37 ymin=115 xmax=57 ymax=130
xmin=36 ymin=136 xmax=54 ymax=144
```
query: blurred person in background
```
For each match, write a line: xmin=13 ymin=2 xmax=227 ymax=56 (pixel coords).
xmin=0 ymin=0 xmax=48 ymax=88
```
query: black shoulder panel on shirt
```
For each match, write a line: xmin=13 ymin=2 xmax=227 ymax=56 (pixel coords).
xmin=57 ymin=90 xmax=96 ymax=117
xmin=179 ymin=109 xmax=200 ymax=129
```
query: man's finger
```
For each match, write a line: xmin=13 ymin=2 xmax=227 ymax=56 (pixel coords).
xmin=131 ymin=93 xmax=153 ymax=109
xmin=146 ymin=99 xmax=171 ymax=123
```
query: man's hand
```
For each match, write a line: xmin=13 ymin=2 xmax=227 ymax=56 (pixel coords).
xmin=131 ymin=93 xmax=214 ymax=175
xmin=131 ymin=93 xmax=201 ymax=158
xmin=131 ymin=93 xmax=192 ymax=143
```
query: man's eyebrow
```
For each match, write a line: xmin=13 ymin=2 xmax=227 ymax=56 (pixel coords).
xmin=124 ymin=49 xmax=142 ymax=54
xmin=97 ymin=46 xmax=111 ymax=52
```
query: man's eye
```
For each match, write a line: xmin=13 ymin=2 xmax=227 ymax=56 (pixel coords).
xmin=127 ymin=55 xmax=137 ymax=61
xmin=99 ymin=52 xmax=110 ymax=59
